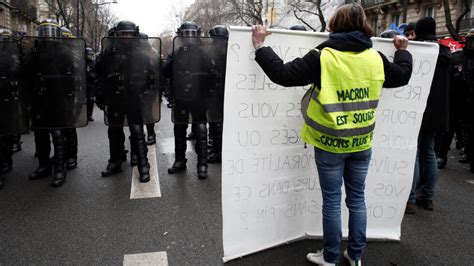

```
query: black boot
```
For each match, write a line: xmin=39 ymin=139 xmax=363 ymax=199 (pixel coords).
xmin=146 ymin=123 xmax=156 ymax=145
xmin=168 ymin=160 xmax=187 ymax=174
xmin=29 ymin=165 xmax=52 ymax=180
xmin=138 ymin=166 xmax=150 ymax=183
xmin=51 ymin=170 xmax=66 ymax=187
xmin=65 ymin=129 xmax=78 ymax=170
xmin=12 ymin=135 xmax=22 ymax=153
xmin=168 ymin=124 xmax=187 ymax=174
xmin=101 ymin=160 xmax=123 ymax=177
xmin=130 ymin=125 xmax=150 ymax=182
xmin=437 ymin=157 xmax=447 ymax=169
xmin=51 ymin=129 xmax=67 ymax=187
xmin=146 ymin=134 xmax=156 ymax=145
xmin=195 ymin=123 xmax=208 ymax=179
xmin=208 ymin=122 xmax=222 ymax=163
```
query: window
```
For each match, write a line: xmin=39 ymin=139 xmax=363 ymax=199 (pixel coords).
xmin=392 ymin=14 xmax=400 ymax=26
xmin=424 ymin=6 xmax=434 ymax=18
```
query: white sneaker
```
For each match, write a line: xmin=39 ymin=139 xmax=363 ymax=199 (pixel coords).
xmin=343 ymin=250 xmax=362 ymax=266
xmin=306 ymin=250 xmax=337 ymax=265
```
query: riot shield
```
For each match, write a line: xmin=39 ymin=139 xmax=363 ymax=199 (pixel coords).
xmin=100 ymin=37 xmax=161 ymax=126
xmin=171 ymin=36 xmax=227 ymax=124
xmin=20 ymin=36 xmax=87 ymax=129
xmin=0 ymin=39 xmax=29 ymax=136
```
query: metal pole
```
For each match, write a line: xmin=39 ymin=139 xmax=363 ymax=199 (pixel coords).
xmin=402 ymin=0 xmax=408 ymax=23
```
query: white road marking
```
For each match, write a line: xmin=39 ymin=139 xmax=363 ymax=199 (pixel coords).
xmin=123 ymin=251 xmax=168 ymax=266
xmin=160 ymin=137 xmax=194 ymax=154
xmin=467 ymin=180 xmax=474 ymax=185
xmin=130 ymin=144 xmax=161 ymax=199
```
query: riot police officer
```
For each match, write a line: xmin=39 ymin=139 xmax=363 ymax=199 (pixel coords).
xmin=24 ymin=20 xmax=87 ymax=187
xmin=98 ymin=21 xmax=160 ymax=183
xmin=0 ymin=28 xmax=27 ymax=189
xmin=96 ymin=26 xmax=128 ymax=178
xmin=207 ymin=25 xmax=229 ymax=163
xmin=86 ymin=47 xmax=97 ymax=121
xmin=462 ymin=29 xmax=474 ymax=173
xmin=165 ymin=21 xmax=225 ymax=179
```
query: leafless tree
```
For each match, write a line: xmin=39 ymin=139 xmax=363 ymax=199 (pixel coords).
xmin=227 ymin=0 xmax=264 ymax=26
xmin=444 ymin=0 xmax=471 ymax=41
xmin=288 ymin=0 xmax=327 ymax=32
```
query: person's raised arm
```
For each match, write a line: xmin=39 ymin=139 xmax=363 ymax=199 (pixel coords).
xmin=381 ymin=35 xmax=413 ymax=88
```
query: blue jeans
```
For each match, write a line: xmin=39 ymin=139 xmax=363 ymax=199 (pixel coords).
xmin=408 ymin=131 xmax=438 ymax=203
xmin=314 ymin=147 xmax=371 ymax=263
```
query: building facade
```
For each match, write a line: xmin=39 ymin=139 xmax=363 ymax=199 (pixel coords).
xmin=362 ymin=0 xmax=474 ymax=36
xmin=0 ymin=0 xmax=38 ymax=36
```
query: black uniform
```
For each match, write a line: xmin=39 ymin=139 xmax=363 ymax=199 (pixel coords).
xmin=22 ymin=35 xmax=87 ymax=187
xmin=86 ymin=56 xmax=97 ymax=120
xmin=462 ymin=37 xmax=474 ymax=173
xmin=0 ymin=35 xmax=27 ymax=188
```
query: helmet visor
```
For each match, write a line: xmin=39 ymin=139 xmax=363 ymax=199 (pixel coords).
xmin=181 ymin=29 xmax=197 ymax=37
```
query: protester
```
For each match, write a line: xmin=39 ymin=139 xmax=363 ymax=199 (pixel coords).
xmin=403 ymin=22 xmax=416 ymax=40
xmin=251 ymin=3 xmax=413 ymax=265
xmin=406 ymin=17 xmax=452 ymax=214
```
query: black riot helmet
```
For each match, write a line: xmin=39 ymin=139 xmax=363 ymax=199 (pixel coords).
xmin=108 ymin=27 xmax=117 ymax=37
xmin=465 ymin=28 xmax=474 ymax=51
xmin=379 ymin=29 xmax=400 ymax=39
xmin=37 ymin=19 xmax=62 ymax=37
xmin=289 ymin=25 xmax=307 ymax=31
xmin=116 ymin=20 xmax=139 ymax=37
xmin=209 ymin=25 xmax=229 ymax=38
xmin=139 ymin=32 xmax=149 ymax=39
xmin=177 ymin=21 xmax=201 ymax=37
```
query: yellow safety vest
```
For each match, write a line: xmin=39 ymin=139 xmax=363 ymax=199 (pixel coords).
xmin=301 ymin=47 xmax=385 ymax=153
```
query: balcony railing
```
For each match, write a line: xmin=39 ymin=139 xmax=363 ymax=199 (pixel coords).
xmin=11 ymin=0 xmax=37 ymax=20
xmin=361 ymin=0 xmax=386 ymax=8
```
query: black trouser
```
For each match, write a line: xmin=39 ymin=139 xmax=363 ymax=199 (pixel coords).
xmin=129 ymin=124 xmax=149 ymax=169
xmin=34 ymin=129 xmax=66 ymax=173
xmin=173 ymin=101 xmax=207 ymax=166
xmin=0 ymin=135 xmax=13 ymax=170
xmin=64 ymin=128 xmax=78 ymax=160
xmin=208 ymin=122 xmax=223 ymax=155
xmin=87 ymin=98 xmax=94 ymax=118
xmin=434 ymin=130 xmax=455 ymax=159
xmin=146 ymin=123 xmax=155 ymax=136
xmin=108 ymin=126 xmax=126 ymax=163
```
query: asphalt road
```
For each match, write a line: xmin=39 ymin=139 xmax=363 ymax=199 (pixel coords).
xmin=1 ymin=104 xmax=473 ymax=265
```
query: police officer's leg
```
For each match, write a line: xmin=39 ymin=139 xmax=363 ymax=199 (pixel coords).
xmin=65 ymin=128 xmax=78 ymax=170
xmin=102 ymin=126 xmax=125 ymax=177
xmin=168 ymin=124 xmax=188 ymax=173
xmin=2 ymin=135 xmax=14 ymax=173
xmin=87 ymin=97 xmax=94 ymax=121
xmin=51 ymin=129 xmax=67 ymax=187
xmin=130 ymin=124 xmax=150 ymax=182
xmin=0 ymin=136 xmax=7 ymax=189
xmin=168 ymin=103 xmax=188 ymax=174
xmin=12 ymin=134 xmax=22 ymax=153
xmin=208 ymin=122 xmax=222 ymax=163
xmin=194 ymin=122 xmax=208 ymax=179
xmin=146 ymin=123 xmax=156 ymax=145
xmin=29 ymin=129 xmax=52 ymax=180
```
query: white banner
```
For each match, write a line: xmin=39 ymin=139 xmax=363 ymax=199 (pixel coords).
xmin=222 ymin=27 xmax=439 ymax=262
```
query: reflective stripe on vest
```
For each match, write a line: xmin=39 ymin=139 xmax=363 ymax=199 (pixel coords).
xmin=301 ymin=47 xmax=385 ymax=153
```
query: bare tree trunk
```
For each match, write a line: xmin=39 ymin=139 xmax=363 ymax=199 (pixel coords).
xmin=443 ymin=0 xmax=462 ymax=41
xmin=56 ymin=0 xmax=70 ymax=28
xmin=455 ymin=0 xmax=471 ymax=33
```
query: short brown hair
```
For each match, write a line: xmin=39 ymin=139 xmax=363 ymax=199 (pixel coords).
xmin=327 ymin=3 xmax=375 ymax=37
